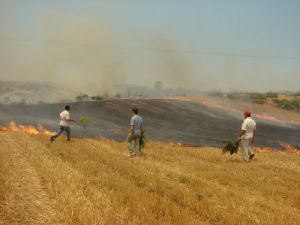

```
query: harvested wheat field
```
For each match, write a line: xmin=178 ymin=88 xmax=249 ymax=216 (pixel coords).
xmin=0 ymin=132 xmax=299 ymax=225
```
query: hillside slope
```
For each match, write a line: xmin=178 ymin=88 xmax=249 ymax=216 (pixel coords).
xmin=0 ymin=132 xmax=299 ymax=225
xmin=1 ymin=98 xmax=300 ymax=148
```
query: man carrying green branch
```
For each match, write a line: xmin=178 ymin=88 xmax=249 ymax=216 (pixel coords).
xmin=127 ymin=108 xmax=144 ymax=157
xmin=50 ymin=105 xmax=76 ymax=142
xmin=237 ymin=111 xmax=256 ymax=162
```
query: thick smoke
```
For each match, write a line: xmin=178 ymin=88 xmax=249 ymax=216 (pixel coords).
xmin=0 ymin=7 xmax=124 ymax=101
xmin=0 ymin=6 xmax=198 ymax=102
xmin=33 ymin=11 xmax=124 ymax=97
xmin=1 ymin=1 xmax=299 ymax=103
xmin=149 ymin=35 xmax=192 ymax=88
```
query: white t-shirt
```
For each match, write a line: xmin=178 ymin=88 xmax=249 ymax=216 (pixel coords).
xmin=59 ymin=110 xmax=70 ymax=127
xmin=241 ymin=117 xmax=256 ymax=140
xmin=130 ymin=115 xmax=143 ymax=135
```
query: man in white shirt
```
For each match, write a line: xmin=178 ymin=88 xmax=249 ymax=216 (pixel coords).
xmin=238 ymin=111 xmax=256 ymax=161
xmin=127 ymin=108 xmax=144 ymax=157
xmin=50 ymin=105 xmax=76 ymax=142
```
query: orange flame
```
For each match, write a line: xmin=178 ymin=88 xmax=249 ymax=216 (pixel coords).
xmin=0 ymin=121 xmax=54 ymax=136
xmin=254 ymin=142 xmax=300 ymax=157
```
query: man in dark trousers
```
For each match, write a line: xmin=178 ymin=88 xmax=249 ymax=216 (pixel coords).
xmin=50 ymin=105 xmax=76 ymax=142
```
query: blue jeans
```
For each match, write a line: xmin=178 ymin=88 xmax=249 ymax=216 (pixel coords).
xmin=51 ymin=126 xmax=71 ymax=141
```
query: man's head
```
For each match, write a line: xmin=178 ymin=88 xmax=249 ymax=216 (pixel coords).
xmin=244 ymin=111 xmax=251 ymax=118
xmin=65 ymin=105 xmax=71 ymax=111
xmin=132 ymin=108 xmax=139 ymax=115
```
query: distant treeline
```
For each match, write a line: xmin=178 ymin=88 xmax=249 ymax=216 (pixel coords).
xmin=208 ymin=91 xmax=300 ymax=112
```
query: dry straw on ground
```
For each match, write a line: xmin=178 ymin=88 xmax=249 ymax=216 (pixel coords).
xmin=0 ymin=132 xmax=299 ymax=225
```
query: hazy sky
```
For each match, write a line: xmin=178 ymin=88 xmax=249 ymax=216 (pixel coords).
xmin=0 ymin=0 xmax=299 ymax=92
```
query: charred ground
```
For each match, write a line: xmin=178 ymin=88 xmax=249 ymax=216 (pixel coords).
xmin=0 ymin=98 xmax=299 ymax=149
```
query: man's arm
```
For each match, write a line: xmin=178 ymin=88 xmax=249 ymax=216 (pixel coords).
xmin=141 ymin=121 xmax=144 ymax=132
xmin=129 ymin=125 xmax=134 ymax=135
xmin=237 ymin=130 xmax=246 ymax=140
xmin=129 ymin=117 xmax=135 ymax=135
xmin=238 ymin=120 xmax=247 ymax=140
xmin=66 ymin=114 xmax=76 ymax=122
xmin=251 ymin=130 xmax=256 ymax=144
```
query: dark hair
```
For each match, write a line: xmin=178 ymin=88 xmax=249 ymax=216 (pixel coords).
xmin=65 ymin=105 xmax=71 ymax=110
xmin=132 ymin=108 xmax=138 ymax=114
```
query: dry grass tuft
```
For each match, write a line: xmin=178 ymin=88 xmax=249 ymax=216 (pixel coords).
xmin=0 ymin=132 xmax=299 ymax=225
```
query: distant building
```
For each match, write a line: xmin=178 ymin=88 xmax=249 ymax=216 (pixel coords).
xmin=154 ymin=81 xmax=163 ymax=93
xmin=154 ymin=81 xmax=163 ymax=96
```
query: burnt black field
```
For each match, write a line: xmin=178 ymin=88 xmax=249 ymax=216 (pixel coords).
xmin=0 ymin=98 xmax=299 ymax=149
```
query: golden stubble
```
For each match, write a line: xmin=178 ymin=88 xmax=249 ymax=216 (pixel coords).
xmin=0 ymin=132 xmax=299 ymax=225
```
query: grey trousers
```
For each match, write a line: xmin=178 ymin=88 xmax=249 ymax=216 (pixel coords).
xmin=127 ymin=133 xmax=141 ymax=154
xmin=51 ymin=126 xmax=71 ymax=142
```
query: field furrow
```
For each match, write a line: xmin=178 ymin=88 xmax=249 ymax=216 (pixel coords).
xmin=0 ymin=132 xmax=299 ymax=225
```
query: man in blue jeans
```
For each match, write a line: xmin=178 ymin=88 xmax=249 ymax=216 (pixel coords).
xmin=50 ymin=105 xmax=76 ymax=142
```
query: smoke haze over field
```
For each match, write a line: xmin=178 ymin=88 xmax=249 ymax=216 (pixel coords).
xmin=0 ymin=7 xmax=124 ymax=97
xmin=0 ymin=0 xmax=300 ymax=98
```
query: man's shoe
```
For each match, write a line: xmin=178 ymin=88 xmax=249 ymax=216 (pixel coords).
xmin=249 ymin=154 xmax=255 ymax=160
xmin=128 ymin=153 xmax=136 ymax=158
